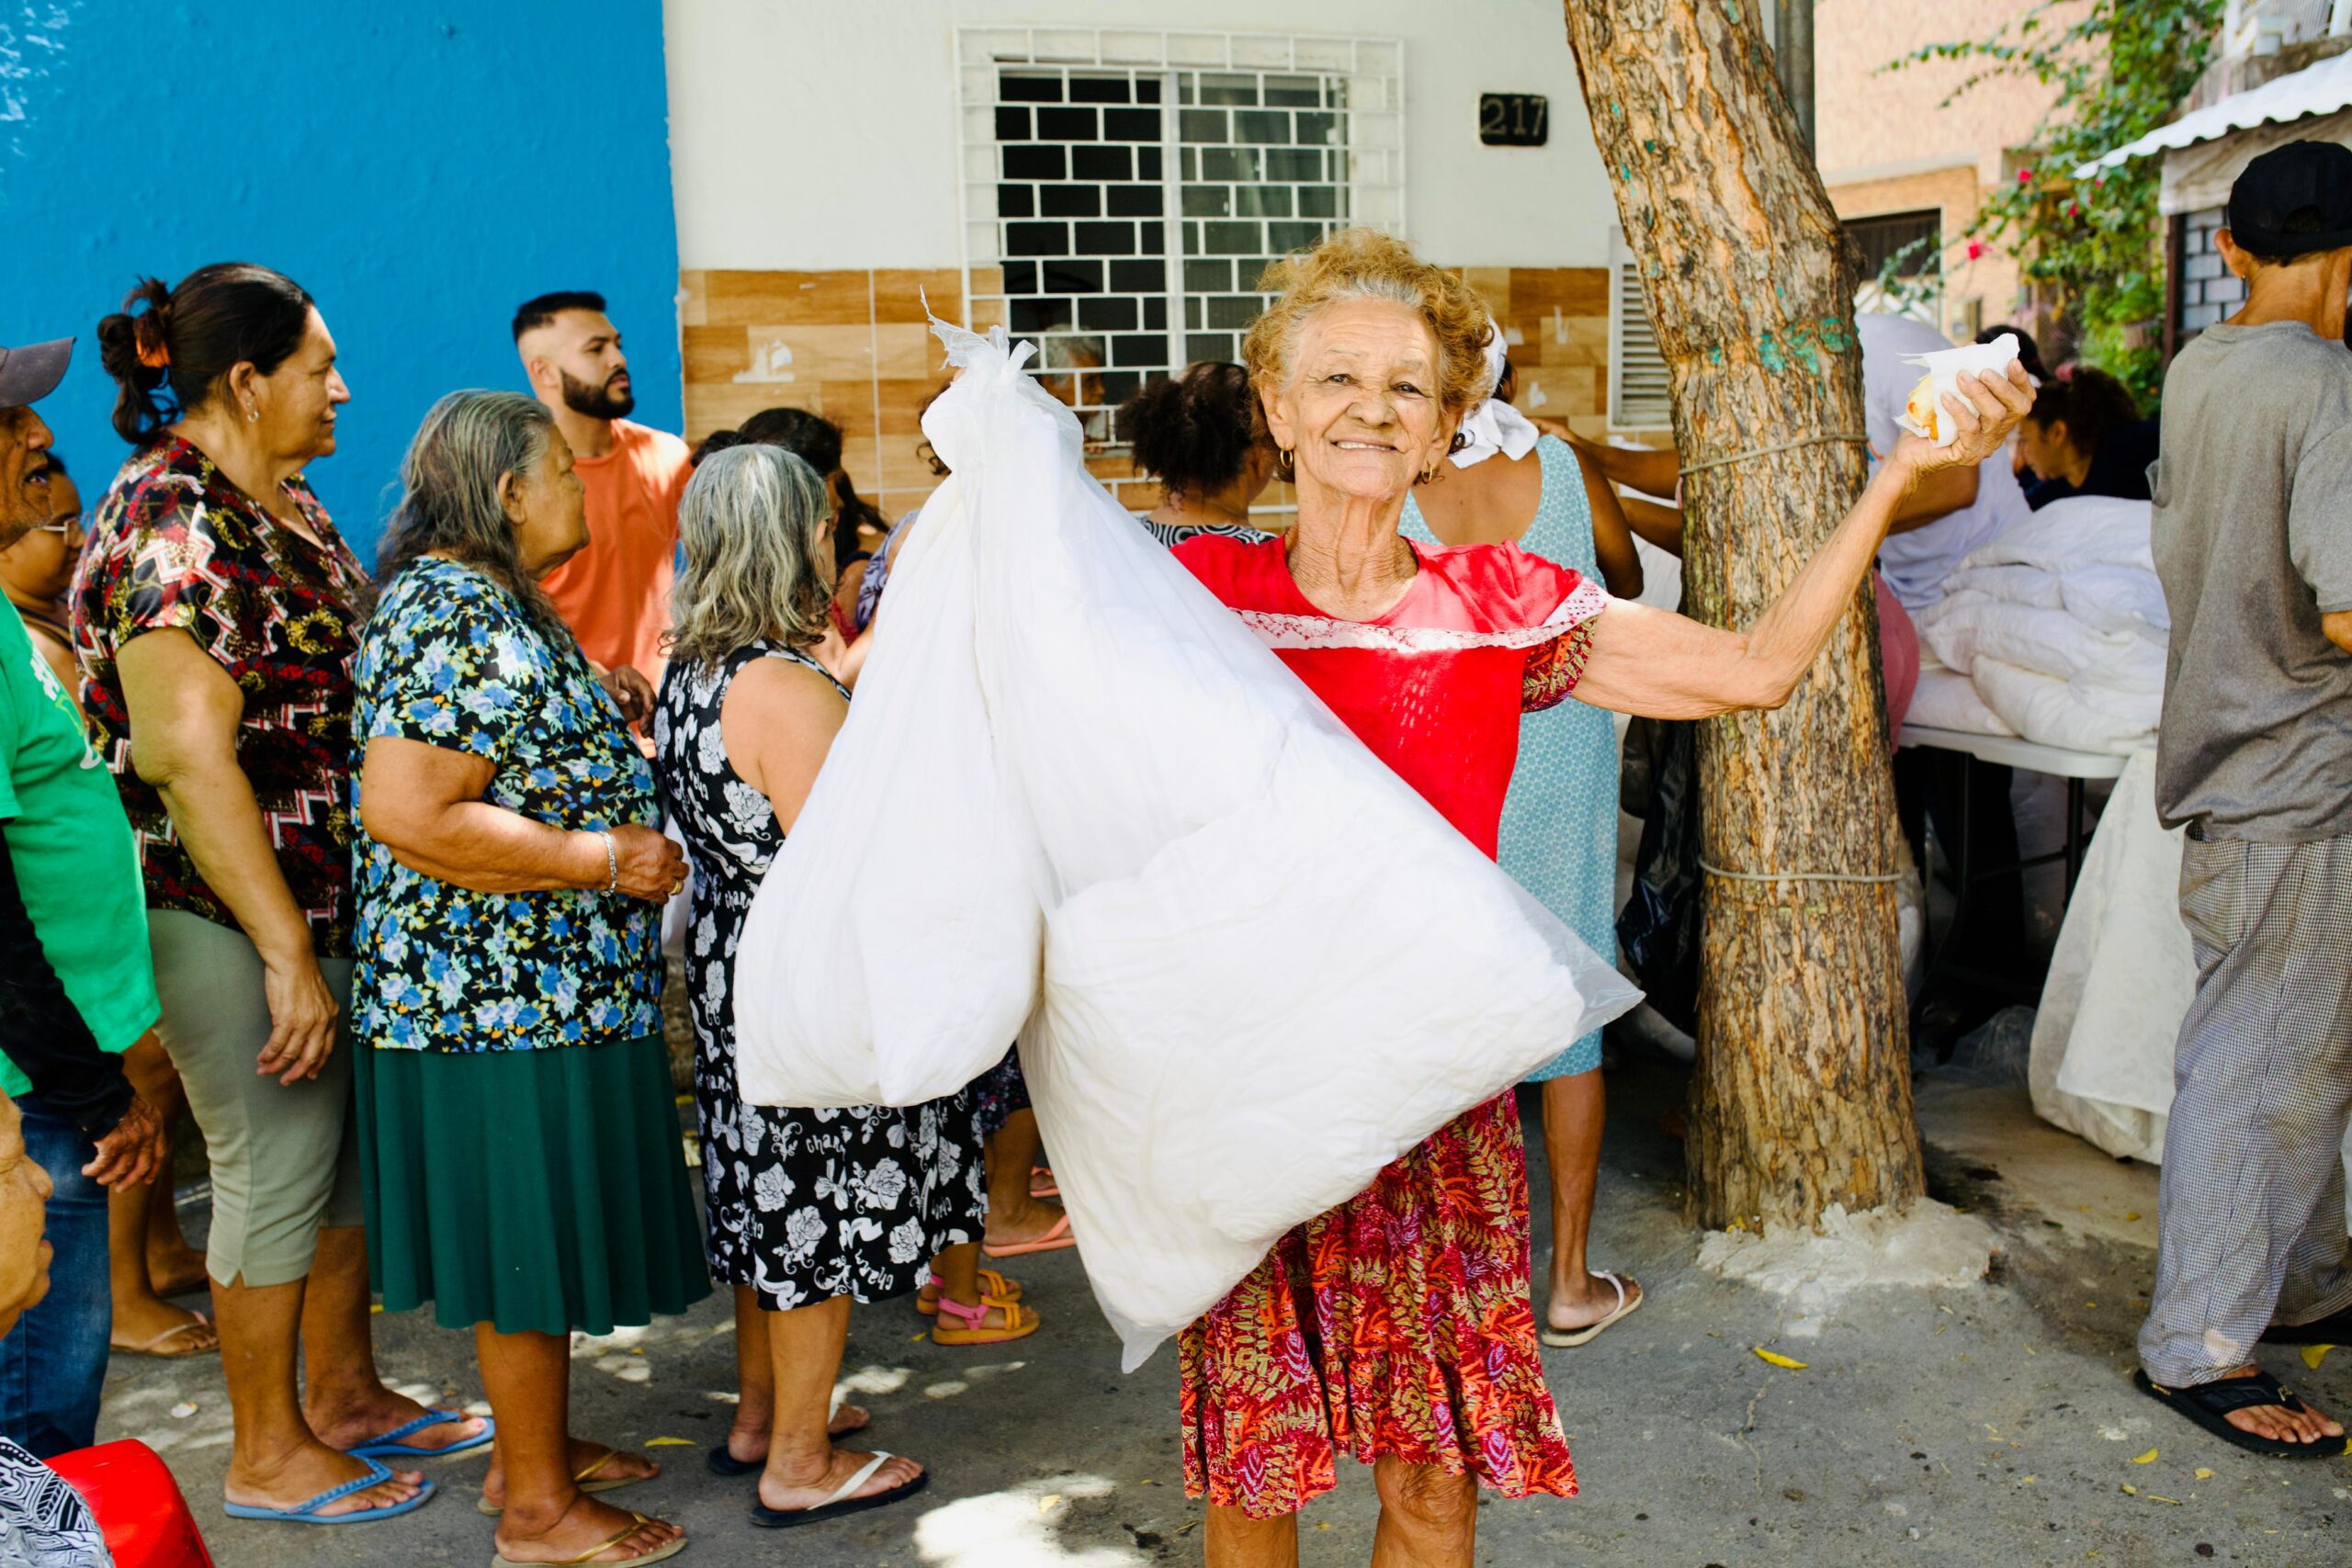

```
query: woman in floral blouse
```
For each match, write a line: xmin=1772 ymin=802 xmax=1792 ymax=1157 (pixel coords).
xmin=77 ymin=263 xmax=483 ymax=1526
xmin=351 ymin=389 xmax=703 ymax=1568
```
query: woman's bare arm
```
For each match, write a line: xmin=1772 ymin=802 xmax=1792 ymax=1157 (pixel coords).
xmin=1567 ymin=442 xmax=1643 ymax=598
xmin=720 ymin=654 xmax=848 ymax=832
xmin=117 ymin=630 xmax=336 ymax=1081
xmin=357 ymin=737 xmax=679 ymax=899
xmin=1571 ymin=366 xmax=2031 ymax=719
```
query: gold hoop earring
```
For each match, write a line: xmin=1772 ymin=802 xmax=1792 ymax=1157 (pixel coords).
xmin=1272 ymin=446 xmax=1296 ymax=482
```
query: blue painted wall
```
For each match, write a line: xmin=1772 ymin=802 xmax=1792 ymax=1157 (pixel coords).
xmin=0 ymin=1 xmax=682 ymax=560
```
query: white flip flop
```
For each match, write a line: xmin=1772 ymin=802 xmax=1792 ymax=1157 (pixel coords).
xmin=1541 ymin=1270 xmax=1642 ymax=1348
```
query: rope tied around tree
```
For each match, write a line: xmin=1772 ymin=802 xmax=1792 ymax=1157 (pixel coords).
xmin=1676 ymin=430 xmax=1870 ymax=478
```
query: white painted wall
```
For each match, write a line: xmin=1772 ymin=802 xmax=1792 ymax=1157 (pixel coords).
xmin=663 ymin=0 xmax=1614 ymax=269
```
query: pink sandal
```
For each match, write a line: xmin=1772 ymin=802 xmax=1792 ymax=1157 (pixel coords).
xmin=916 ymin=1268 xmax=1023 ymax=1316
xmin=932 ymin=1295 xmax=1040 ymax=1347
xmin=982 ymin=1213 xmax=1075 ymax=1258
xmin=1029 ymin=1167 xmax=1059 ymax=1200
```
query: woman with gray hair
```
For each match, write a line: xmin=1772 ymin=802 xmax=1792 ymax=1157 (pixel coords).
xmin=350 ymin=389 xmax=705 ymax=1567
xmin=650 ymin=444 xmax=1020 ymax=1531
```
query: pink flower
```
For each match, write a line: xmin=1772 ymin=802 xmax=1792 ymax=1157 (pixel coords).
xmin=2018 ymin=167 xmax=2034 ymax=183
xmin=1965 ymin=239 xmax=1986 ymax=261
xmin=2066 ymin=202 xmax=2081 ymax=218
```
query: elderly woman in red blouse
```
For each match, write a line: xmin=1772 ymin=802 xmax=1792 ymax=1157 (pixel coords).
xmin=1168 ymin=230 xmax=2029 ymax=1568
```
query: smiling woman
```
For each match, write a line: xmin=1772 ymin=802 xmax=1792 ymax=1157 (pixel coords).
xmin=1167 ymin=227 xmax=2030 ymax=1568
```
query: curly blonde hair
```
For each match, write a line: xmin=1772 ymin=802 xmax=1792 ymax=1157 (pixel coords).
xmin=1241 ymin=229 xmax=1496 ymax=419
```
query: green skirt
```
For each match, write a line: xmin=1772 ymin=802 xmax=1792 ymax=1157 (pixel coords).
xmin=356 ymin=1034 xmax=710 ymax=1336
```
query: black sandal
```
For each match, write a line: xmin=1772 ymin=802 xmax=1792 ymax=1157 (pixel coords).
xmin=2134 ymin=1369 xmax=2343 ymax=1459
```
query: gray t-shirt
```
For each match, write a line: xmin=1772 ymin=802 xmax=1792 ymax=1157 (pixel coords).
xmin=2153 ymin=321 xmax=2352 ymax=840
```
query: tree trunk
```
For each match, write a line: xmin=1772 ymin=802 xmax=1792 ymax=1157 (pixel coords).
xmin=1563 ymin=0 xmax=1924 ymax=1229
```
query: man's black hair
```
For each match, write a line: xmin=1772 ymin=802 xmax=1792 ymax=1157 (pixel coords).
xmin=512 ymin=290 xmax=609 ymax=342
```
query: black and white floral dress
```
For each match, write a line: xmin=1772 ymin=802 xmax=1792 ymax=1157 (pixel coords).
xmin=652 ymin=641 xmax=987 ymax=1308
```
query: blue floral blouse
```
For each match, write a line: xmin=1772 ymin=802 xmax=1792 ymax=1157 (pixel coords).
xmin=350 ymin=557 xmax=662 ymax=1053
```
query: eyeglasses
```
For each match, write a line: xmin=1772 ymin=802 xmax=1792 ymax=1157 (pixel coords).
xmin=28 ymin=515 xmax=84 ymax=540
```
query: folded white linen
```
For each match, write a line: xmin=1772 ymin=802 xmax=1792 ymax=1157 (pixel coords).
xmin=1958 ymin=495 xmax=2155 ymax=575
xmin=1916 ymin=592 xmax=2160 ymax=687
xmin=1905 ymin=665 xmax=2018 ymax=737
xmin=1971 ymin=657 xmax=2160 ymax=754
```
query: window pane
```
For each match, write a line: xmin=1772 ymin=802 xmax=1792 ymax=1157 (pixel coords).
xmin=1236 ymin=110 xmax=1289 ymax=145
xmin=1000 ymin=73 xmax=1062 ymax=103
xmin=1180 ymin=108 xmax=1227 ymax=141
xmin=1110 ymin=259 xmax=1167 ymax=293
xmin=1236 ymin=186 xmax=1292 ymax=218
xmin=1005 ymin=221 xmax=1068 ymax=257
xmin=1102 ymin=107 xmax=1159 ymax=142
xmin=1198 ymin=73 xmax=1259 ymax=106
xmin=1203 ymin=221 xmax=1260 ymax=255
xmin=1071 ymin=144 xmax=1131 ymax=181
xmin=1184 ymin=259 xmax=1231 ymax=291
xmin=1069 ymin=75 xmax=1134 ymax=105
xmin=1041 ymin=259 xmax=1104 ymax=293
xmin=1186 ymin=333 xmax=1236 ymax=362
xmin=1106 ymin=184 xmax=1160 ymax=217
xmin=1206 ymin=295 xmax=1259 ymax=330
xmin=1038 ymin=106 xmax=1098 ymax=141
xmin=999 ymin=185 xmax=1036 ymax=219
xmin=1080 ymin=296 xmax=1140 ymax=332
xmin=1041 ymin=185 xmax=1101 ymax=218
xmin=1202 ymin=147 xmax=1261 ymax=182
xmin=996 ymin=106 xmax=1031 ymax=141
xmin=1182 ymin=186 xmax=1231 ymax=218
xmin=1003 ymin=145 xmax=1065 ymax=180
xmin=1076 ymin=220 xmax=1137 ymax=256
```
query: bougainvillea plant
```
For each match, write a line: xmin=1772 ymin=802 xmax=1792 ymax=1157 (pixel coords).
xmin=1878 ymin=0 xmax=2227 ymax=406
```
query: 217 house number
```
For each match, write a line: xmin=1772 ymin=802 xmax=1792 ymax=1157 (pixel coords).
xmin=1478 ymin=93 xmax=1547 ymax=148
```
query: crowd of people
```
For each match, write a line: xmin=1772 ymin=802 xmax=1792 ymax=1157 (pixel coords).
xmin=2 ymin=139 xmax=2347 ymax=1566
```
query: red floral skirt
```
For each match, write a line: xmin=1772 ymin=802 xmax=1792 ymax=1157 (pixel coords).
xmin=1177 ymin=1092 xmax=1576 ymax=1517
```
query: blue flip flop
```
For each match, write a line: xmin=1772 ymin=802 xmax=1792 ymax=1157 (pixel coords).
xmin=222 ymin=1457 xmax=438 ymax=1524
xmin=345 ymin=1408 xmax=495 ymax=1461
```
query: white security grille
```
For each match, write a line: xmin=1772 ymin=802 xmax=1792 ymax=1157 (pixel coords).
xmin=1607 ymin=232 xmax=1673 ymax=432
xmin=956 ymin=28 xmax=1406 ymax=447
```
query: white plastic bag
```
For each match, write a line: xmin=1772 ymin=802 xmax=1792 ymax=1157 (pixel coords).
xmin=1897 ymin=333 xmax=2020 ymax=446
xmin=730 ymin=471 xmax=1043 ymax=1109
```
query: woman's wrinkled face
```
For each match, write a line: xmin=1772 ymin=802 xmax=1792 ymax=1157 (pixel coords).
xmin=0 ymin=471 xmax=83 ymax=605
xmin=509 ymin=430 xmax=590 ymax=580
xmin=1266 ymin=298 xmax=1457 ymax=504
xmin=0 ymin=1097 xmax=55 ymax=1343
xmin=250 ymin=307 xmax=350 ymax=466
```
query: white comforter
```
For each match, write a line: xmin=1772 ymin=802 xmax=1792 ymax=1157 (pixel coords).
xmin=1912 ymin=498 xmax=2166 ymax=754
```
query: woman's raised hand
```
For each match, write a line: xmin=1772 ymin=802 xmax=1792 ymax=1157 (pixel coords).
xmin=605 ymin=823 xmax=688 ymax=903
xmin=1892 ymin=362 xmax=2035 ymax=478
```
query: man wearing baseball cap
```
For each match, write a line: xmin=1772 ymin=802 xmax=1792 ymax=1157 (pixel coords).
xmin=0 ymin=334 xmax=168 ymax=1454
xmin=2135 ymin=140 xmax=2352 ymax=1458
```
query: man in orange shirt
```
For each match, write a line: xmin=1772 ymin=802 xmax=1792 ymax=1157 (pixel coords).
xmin=512 ymin=290 xmax=691 ymax=683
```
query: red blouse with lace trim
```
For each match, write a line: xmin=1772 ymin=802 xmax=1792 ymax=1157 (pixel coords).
xmin=1170 ymin=534 xmax=1602 ymax=856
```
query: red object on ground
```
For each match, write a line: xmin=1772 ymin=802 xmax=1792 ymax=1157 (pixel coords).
xmin=45 ymin=1440 xmax=215 ymax=1568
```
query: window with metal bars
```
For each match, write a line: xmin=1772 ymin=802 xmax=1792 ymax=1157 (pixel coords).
xmin=957 ymin=29 xmax=1405 ymax=449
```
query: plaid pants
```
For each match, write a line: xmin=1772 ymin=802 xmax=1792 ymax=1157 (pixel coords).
xmin=2139 ymin=829 xmax=2352 ymax=1387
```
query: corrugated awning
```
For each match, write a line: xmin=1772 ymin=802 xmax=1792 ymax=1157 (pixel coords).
xmin=2077 ymin=48 xmax=2352 ymax=177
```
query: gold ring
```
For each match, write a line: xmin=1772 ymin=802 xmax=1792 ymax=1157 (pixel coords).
xmin=669 ymin=879 xmax=685 ymax=897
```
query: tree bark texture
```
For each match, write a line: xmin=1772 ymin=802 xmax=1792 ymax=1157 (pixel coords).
xmin=1563 ymin=0 xmax=1924 ymax=1229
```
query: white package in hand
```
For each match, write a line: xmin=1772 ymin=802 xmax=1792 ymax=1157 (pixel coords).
xmin=933 ymin=322 xmax=1642 ymax=1365
xmin=1897 ymin=333 xmax=2019 ymax=446
xmin=730 ymin=472 xmax=1043 ymax=1109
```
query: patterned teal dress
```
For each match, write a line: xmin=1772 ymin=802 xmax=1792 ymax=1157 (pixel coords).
xmin=1401 ymin=434 xmax=1618 ymax=1079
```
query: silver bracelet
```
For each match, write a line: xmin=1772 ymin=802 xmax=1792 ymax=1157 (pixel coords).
xmin=599 ymin=830 xmax=619 ymax=894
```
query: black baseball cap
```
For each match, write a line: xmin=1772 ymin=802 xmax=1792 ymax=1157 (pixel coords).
xmin=0 ymin=336 xmax=71 ymax=410
xmin=2227 ymin=141 xmax=2352 ymax=257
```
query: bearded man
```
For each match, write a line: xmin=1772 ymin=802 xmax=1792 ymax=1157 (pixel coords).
xmin=512 ymin=290 xmax=692 ymax=682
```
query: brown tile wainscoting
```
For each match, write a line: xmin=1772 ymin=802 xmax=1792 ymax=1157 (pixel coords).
xmin=679 ymin=265 xmax=1615 ymax=525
